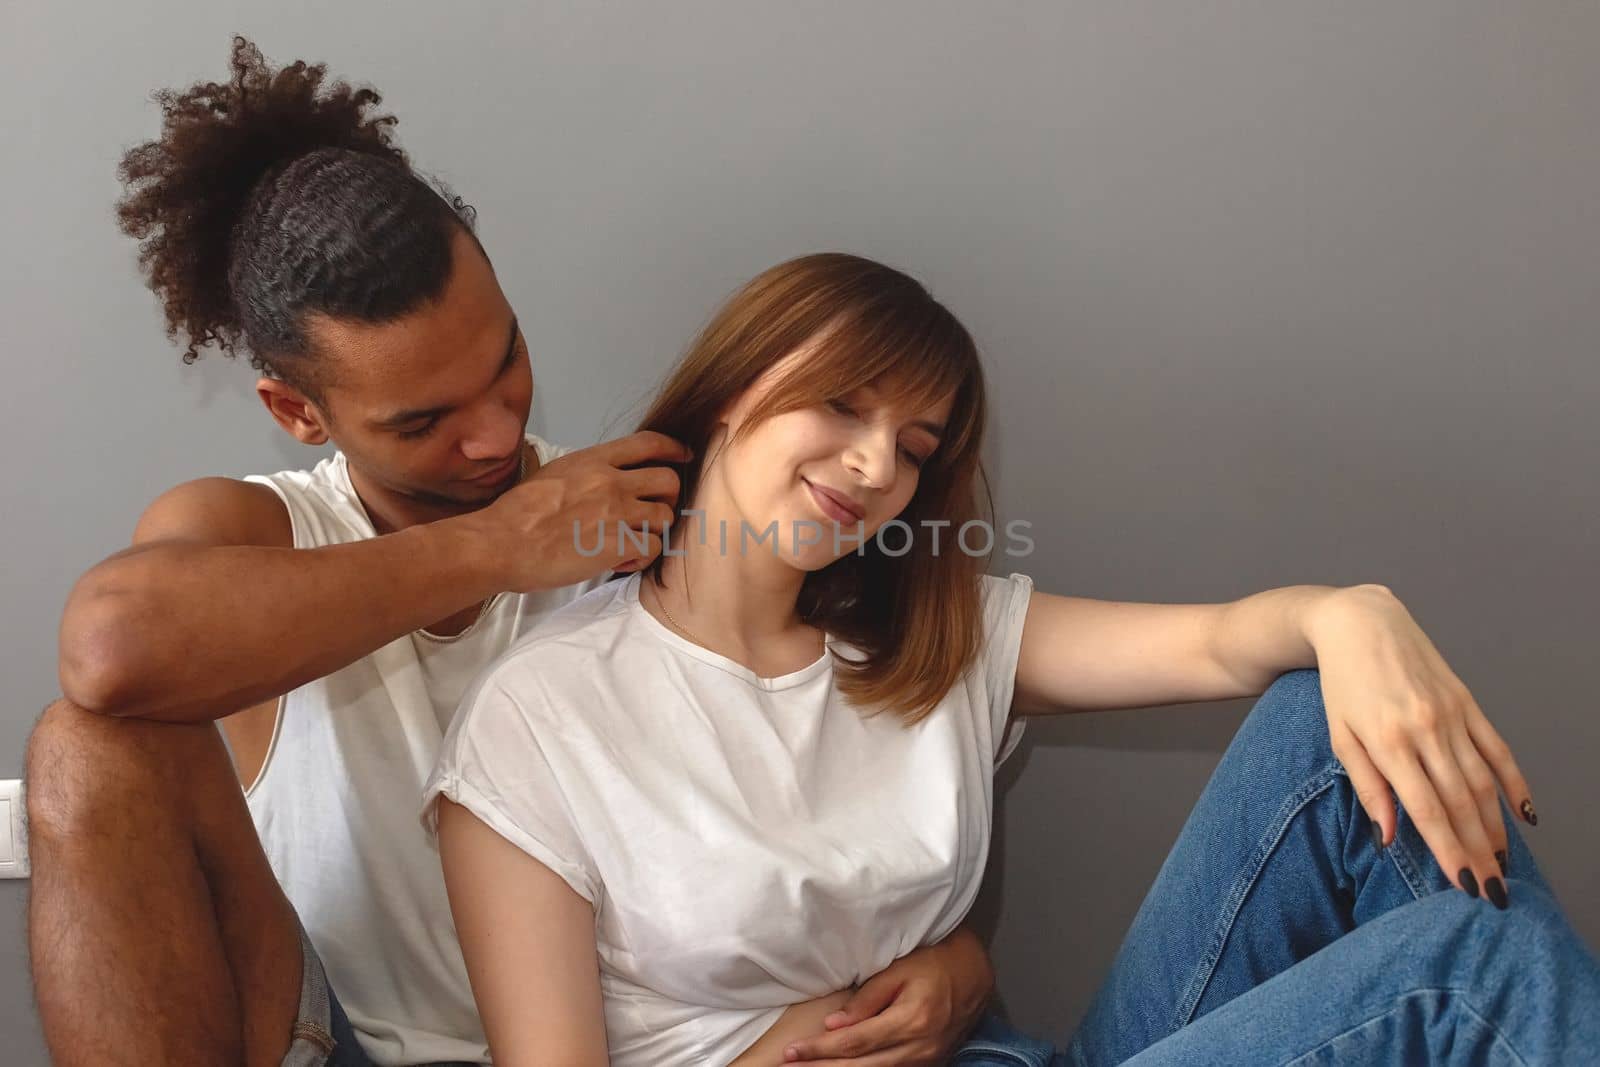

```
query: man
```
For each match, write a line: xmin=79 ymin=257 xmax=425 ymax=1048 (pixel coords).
xmin=24 ymin=37 xmax=994 ymax=1066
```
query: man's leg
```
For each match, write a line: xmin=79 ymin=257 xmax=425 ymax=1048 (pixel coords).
xmin=25 ymin=698 xmax=305 ymax=1066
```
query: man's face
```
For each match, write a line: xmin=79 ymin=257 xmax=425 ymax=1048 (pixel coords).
xmin=295 ymin=229 xmax=535 ymax=509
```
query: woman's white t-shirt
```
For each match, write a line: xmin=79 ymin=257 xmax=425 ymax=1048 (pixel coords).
xmin=421 ymin=568 xmax=1034 ymax=1067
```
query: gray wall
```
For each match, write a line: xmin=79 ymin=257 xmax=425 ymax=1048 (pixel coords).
xmin=5 ymin=3 xmax=1597 ymax=1061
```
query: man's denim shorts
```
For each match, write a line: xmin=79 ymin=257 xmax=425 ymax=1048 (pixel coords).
xmin=282 ymin=926 xmax=478 ymax=1067
xmin=278 ymin=924 xmax=364 ymax=1067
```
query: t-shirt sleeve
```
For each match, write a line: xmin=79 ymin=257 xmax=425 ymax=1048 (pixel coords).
xmin=978 ymin=571 xmax=1035 ymax=769
xmin=421 ymin=667 xmax=601 ymax=905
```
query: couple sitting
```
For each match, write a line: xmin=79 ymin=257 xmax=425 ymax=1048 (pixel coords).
xmin=30 ymin=41 xmax=1598 ymax=1064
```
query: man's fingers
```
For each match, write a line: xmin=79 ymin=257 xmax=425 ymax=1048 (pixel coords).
xmin=833 ymin=978 xmax=899 ymax=1028
xmin=600 ymin=430 xmax=695 ymax=468
xmin=783 ymin=1005 xmax=909 ymax=1062
xmin=621 ymin=500 xmax=676 ymax=533
xmin=1330 ymin=718 xmax=1394 ymax=847
xmin=618 ymin=463 xmax=684 ymax=504
xmin=825 ymin=985 xmax=902 ymax=1036
xmin=608 ymin=528 xmax=661 ymax=571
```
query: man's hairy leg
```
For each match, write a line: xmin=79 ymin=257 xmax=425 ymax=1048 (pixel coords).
xmin=25 ymin=699 xmax=304 ymax=1067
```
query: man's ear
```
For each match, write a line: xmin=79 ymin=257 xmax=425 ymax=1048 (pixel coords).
xmin=256 ymin=377 xmax=332 ymax=446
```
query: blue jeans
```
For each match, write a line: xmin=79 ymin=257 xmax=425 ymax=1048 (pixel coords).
xmin=952 ymin=668 xmax=1600 ymax=1065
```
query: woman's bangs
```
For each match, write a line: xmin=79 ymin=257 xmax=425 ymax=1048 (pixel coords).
xmin=817 ymin=313 xmax=974 ymax=416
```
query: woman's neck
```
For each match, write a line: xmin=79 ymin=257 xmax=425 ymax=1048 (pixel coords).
xmin=644 ymin=503 xmax=822 ymax=665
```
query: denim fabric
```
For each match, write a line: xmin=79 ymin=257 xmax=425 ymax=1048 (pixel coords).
xmin=281 ymin=924 xmax=342 ymax=1067
xmin=285 ymin=924 xmax=479 ymax=1067
xmin=952 ymin=668 xmax=1600 ymax=1065
xmin=322 ymin=977 xmax=381 ymax=1067
xmin=954 ymin=1010 xmax=1057 ymax=1066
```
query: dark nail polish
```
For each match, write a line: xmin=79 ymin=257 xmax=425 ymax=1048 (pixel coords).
xmin=1494 ymin=849 xmax=1508 ymax=876
xmin=1520 ymin=799 xmax=1539 ymax=826
xmin=1485 ymin=876 xmax=1508 ymax=910
xmin=1371 ymin=823 xmax=1386 ymax=851
xmin=1459 ymin=868 xmax=1479 ymax=898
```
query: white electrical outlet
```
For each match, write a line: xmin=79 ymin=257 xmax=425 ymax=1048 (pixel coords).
xmin=0 ymin=779 xmax=28 ymax=878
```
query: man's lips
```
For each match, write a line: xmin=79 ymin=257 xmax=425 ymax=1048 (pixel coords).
xmin=465 ymin=454 xmax=518 ymax=484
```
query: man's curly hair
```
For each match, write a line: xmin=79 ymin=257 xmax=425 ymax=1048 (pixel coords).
xmin=115 ymin=35 xmax=484 ymax=399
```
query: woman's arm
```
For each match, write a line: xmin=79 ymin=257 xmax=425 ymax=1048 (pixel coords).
xmin=1007 ymin=585 xmax=1347 ymax=718
xmin=1007 ymin=580 xmax=1533 ymax=904
xmin=437 ymin=797 xmax=609 ymax=1067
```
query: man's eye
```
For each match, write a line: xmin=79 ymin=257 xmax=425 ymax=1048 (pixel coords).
xmin=397 ymin=420 xmax=439 ymax=440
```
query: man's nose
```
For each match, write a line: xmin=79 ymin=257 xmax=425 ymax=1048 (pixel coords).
xmin=459 ymin=404 xmax=523 ymax=461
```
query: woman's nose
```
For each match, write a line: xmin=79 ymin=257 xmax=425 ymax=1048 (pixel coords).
xmin=844 ymin=433 xmax=896 ymax=489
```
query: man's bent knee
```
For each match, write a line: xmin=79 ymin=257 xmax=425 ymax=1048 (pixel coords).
xmin=25 ymin=698 xmax=222 ymax=841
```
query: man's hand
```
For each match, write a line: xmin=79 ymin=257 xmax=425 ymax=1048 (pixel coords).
xmin=470 ymin=431 xmax=693 ymax=592
xmin=779 ymin=926 xmax=994 ymax=1065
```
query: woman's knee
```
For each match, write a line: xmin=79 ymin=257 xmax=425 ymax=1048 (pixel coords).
xmin=1392 ymin=879 xmax=1595 ymax=986
xmin=1231 ymin=668 xmax=1335 ymax=767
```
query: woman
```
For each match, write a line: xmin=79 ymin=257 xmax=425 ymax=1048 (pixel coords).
xmin=422 ymin=253 xmax=1599 ymax=1065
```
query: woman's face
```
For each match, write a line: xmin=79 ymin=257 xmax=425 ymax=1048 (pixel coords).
xmin=705 ymin=340 xmax=956 ymax=572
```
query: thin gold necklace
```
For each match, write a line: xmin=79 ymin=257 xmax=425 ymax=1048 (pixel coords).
xmin=649 ymin=573 xmax=707 ymax=647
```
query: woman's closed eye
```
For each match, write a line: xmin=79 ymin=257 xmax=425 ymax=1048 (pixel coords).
xmin=825 ymin=398 xmax=930 ymax=468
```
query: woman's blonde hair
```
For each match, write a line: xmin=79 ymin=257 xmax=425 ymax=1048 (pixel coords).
xmin=636 ymin=252 xmax=995 ymax=725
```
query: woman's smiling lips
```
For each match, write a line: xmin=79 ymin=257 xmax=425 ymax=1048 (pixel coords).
xmin=803 ymin=478 xmax=866 ymax=523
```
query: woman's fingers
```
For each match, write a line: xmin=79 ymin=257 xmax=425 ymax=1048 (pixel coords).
xmin=1412 ymin=732 xmax=1506 ymax=907
xmin=1449 ymin=725 xmax=1510 ymax=880
xmin=1367 ymin=744 xmax=1480 ymax=898
xmin=1463 ymin=701 xmax=1536 ymax=829
xmin=1328 ymin=717 xmax=1394 ymax=847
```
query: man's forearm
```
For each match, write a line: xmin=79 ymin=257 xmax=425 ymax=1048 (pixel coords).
xmin=60 ymin=515 xmax=505 ymax=722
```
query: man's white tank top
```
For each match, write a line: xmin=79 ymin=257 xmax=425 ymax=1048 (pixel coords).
xmin=243 ymin=431 xmax=606 ymax=1065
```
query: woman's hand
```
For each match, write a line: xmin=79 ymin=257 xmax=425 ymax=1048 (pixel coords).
xmin=778 ymin=926 xmax=993 ymax=1065
xmin=1307 ymin=585 xmax=1535 ymax=906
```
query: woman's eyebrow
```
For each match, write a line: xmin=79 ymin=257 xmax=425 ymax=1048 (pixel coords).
xmin=857 ymin=387 xmax=946 ymax=436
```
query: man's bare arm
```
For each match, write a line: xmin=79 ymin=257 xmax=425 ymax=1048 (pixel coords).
xmin=60 ymin=432 xmax=690 ymax=723
xmin=59 ymin=477 xmax=498 ymax=722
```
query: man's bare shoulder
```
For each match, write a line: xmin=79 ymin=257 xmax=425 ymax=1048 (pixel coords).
xmin=132 ymin=476 xmax=293 ymax=550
